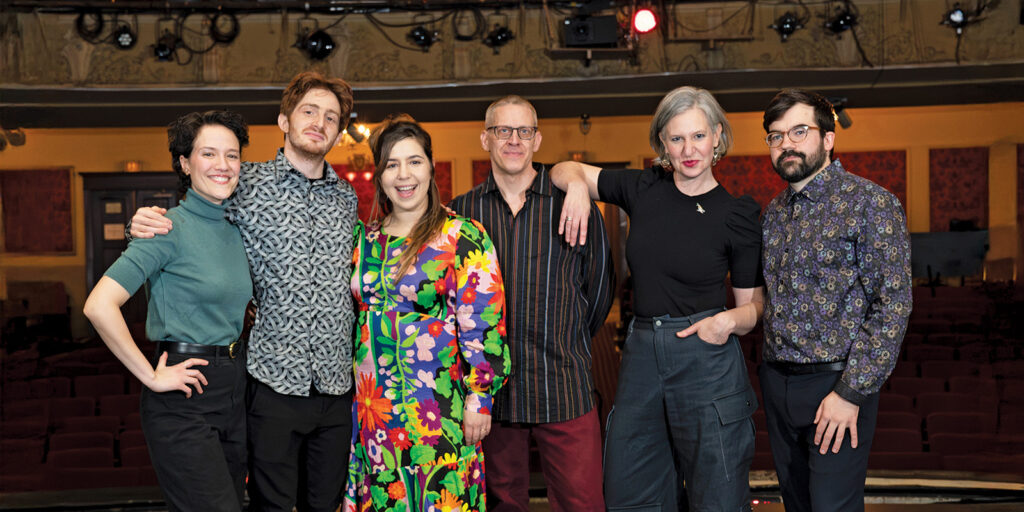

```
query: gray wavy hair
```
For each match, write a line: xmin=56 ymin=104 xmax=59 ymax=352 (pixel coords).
xmin=649 ymin=86 xmax=732 ymax=168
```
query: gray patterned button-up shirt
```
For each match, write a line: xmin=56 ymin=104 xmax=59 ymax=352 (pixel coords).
xmin=227 ymin=149 xmax=358 ymax=397
xmin=762 ymin=159 xmax=912 ymax=405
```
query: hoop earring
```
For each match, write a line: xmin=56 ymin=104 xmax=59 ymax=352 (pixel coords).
xmin=711 ymin=146 xmax=722 ymax=166
xmin=659 ymin=156 xmax=673 ymax=172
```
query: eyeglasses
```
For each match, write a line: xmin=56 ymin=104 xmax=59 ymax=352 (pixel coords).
xmin=487 ymin=125 xmax=538 ymax=140
xmin=765 ymin=125 xmax=823 ymax=148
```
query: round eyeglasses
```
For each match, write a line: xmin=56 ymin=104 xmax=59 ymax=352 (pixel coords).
xmin=487 ymin=125 xmax=538 ymax=140
xmin=765 ymin=125 xmax=823 ymax=148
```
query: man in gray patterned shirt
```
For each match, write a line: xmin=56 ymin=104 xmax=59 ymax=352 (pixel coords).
xmin=759 ymin=89 xmax=912 ymax=512
xmin=131 ymin=71 xmax=358 ymax=512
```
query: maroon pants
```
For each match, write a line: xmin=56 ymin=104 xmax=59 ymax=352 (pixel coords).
xmin=482 ymin=407 xmax=605 ymax=512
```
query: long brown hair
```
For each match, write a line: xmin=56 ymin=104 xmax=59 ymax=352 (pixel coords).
xmin=368 ymin=114 xmax=447 ymax=278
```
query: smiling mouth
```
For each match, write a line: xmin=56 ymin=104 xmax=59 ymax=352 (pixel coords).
xmin=395 ymin=184 xmax=417 ymax=198
xmin=208 ymin=175 xmax=232 ymax=184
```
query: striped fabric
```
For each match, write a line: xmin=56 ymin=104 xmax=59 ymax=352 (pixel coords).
xmin=450 ymin=163 xmax=615 ymax=424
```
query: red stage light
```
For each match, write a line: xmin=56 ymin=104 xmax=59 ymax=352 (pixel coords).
xmin=633 ymin=7 xmax=658 ymax=34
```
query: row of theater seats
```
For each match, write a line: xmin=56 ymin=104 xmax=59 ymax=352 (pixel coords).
xmin=0 ymin=371 xmax=156 ymax=492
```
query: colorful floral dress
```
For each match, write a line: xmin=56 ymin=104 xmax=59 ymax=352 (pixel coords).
xmin=344 ymin=212 xmax=510 ymax=512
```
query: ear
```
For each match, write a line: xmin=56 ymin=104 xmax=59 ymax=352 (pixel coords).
xmin=179 ymin=155 xmax=190 ymax=174
xmin=277 ymin=113 xmax=289 ymax=134
xmin=480 ymin=129 xmax=490 ymax=152
xmin=530 ymin=130 xmax=543 ymax=152
xmin=713 ymin=123 xmax=723 ymax=148
xmin=823 ymin=130 xmax=836 ymax=152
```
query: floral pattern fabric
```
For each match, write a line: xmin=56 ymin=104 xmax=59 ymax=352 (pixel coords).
xmin=344 ymin=212 xmax=510 ymax=512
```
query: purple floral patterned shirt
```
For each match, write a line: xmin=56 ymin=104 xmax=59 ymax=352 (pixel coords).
xmin=762 ymin=159 xmax=913 ymax=405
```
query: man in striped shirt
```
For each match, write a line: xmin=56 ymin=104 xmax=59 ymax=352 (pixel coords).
xmin=449 ymin=96 xmax=615 ymax=512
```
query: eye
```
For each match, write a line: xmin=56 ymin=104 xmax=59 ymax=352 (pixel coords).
xmin=385 ymin=161 xmax=398 ymax=169
xmin=694 ymin=132 xmax=705 ymax=140
xmin=793 ymin=126 xmax=808 ymax=137
xmin=768 ymin=133 xmax=783 ymax=144
xmin=669 ymin=136 xmax=682 ymax=143
xmin=497 ymin=127 xmax=512 ymax=136
xmin=326 ymin=115 xmax=338 ymax=125
xmin=228 ymin=153 xmax=240 ymax=160
xmin=202 ymin=151 xmax=214 ymax=157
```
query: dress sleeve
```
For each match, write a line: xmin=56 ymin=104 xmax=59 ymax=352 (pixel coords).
xmin=726 ymin=195 xmax=765 ymax=289
xmin=103 ymin=215 xmax=179 ymax=294
xmin=596 ymin=167 xmax=647 ymax=215
xmin=453 ymin=218 xmax=510 ymax=415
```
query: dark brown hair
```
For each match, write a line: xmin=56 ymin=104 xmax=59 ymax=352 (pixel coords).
xmin=763 ymin=89 xmax=836 ymax=159
xmin=280 ymin=71 xmax=354 ymax=119
xmin=368 ymin=114 xmax=447 ymax=278
xmin=168 ymin=110 xmax=249 ymax=196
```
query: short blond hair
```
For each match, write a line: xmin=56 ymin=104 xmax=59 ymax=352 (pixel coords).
xmin=484 ymin=95 xmax=538 ymax=127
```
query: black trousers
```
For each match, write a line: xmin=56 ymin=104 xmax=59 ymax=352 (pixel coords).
xmin=758 ymin=363 xmax=879 ymax=512
xmin=245 ymin=378 xmax=353 ymax=512
xmin=140 ymin=351 xmax=247 ymax=512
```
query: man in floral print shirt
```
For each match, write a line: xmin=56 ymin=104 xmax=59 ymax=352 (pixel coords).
xmin=759 ymin=89 xmax=912 ymax=512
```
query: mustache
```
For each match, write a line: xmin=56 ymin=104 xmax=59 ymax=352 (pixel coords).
xmin=776 ymin=150 xmax=805 ymax=166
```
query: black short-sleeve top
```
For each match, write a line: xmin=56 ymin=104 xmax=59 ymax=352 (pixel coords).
xmin=598 ymin=166 xmax=764 ymax=318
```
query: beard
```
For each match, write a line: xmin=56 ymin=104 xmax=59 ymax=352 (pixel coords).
xmin=773 ymin=141 xmax=828 ymax=184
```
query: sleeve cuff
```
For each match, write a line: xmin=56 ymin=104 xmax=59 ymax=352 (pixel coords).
xmin=465 ymin=391 xmax=493 ymax=415
xmin=834 ymin=379 xmax=869 ymax=406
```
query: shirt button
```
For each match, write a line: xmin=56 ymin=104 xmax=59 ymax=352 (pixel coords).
xmin=655 ymin=320 xmax=662 ymax=327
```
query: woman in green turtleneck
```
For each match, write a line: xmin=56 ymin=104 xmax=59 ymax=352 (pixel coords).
xmin=84 ymin=110 xmax=252 ymax=512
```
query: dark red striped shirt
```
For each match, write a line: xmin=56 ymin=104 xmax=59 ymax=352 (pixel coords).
xmin=450 ymin=163 xmax=615 ymax=423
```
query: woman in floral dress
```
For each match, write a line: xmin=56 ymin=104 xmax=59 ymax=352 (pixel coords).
xmin=344 ymin=115 xmax=510 ymax=512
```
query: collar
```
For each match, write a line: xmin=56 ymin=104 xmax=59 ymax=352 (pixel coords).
xmin=273 ymin=148 xmax=339 ymax=184
xmin=181 ymin=189 xmax=228 ymax=221
xmin=481 ymin=162 xmax=551 ymax=197
xmin=786 ymin=158 xmax=845 ymax=204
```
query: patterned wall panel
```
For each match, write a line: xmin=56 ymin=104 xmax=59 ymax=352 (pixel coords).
xmin=1 ymin=168 xmax=73 ymax=253
xmin=472 ymin=160 xmax=491 ymax=187
xmin=333 ymin=161 xmax=452 ymax=222
xmin=929 ymin=147 xmax=989 ymax=231
xmin=712 ymin=155 xmax=783 ymax=209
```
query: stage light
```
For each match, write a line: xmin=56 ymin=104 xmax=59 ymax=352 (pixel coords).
xmin=942 ymin=4 xmax=969 ymax=34
xmin=483 ymin=24 xmax=514 ymax=54
xmin=407 ymin=25 xmax=438 ymax=51
xmin=210 ymin=13 xmax=239 ymax=44
xmin=153 ymin=30 xmax=179 ymax=61
xmin=4 ymin=128 xmax=25 ymax=146
xmin=113 ymin=24 xmax=137 ymax=50
xmin=632 ymin=7 xmax=658 ymax=34
xmin=770 ymin=12 xmax=803 ymax=42
xmin=826 ymin=9 xmax=858 ymax=34
xmin=828 ymin=97 xmax=853 ymax=129
xmin=295 ymin=29 xmax=335 ymax=60
xmin=346 ymin=116 xmax=365 ymax=143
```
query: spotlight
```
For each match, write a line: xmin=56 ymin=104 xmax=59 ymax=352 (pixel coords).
xmin=4 ymin=128 xmax=25 ymax=146
xmin=210 ymin=13 xmax=239 ymax=44
xmin=346 ymin=115 xmax=365 ymax=143
xmin=828 ymin=97 xmax=853 ymax=129
xmin=770 ymin=12 xmax=803 ymax=42
xmin=632 ymin=7 xmax=658 ymax=34
xmin=826 ymin=9 xmax=858 ymax=34
xmin=113 ymin=24 xmax=137 ymax=50
xmin=562 ymin=15 xmax=620 ymax=48
xmin=75 ymin=10 xmax=104 ymax=42
xmin=942 ymin=4 xmax=969 ymax=34
xmin=483 ymin=24 xmax=514 ymax=54
xmin=153 ymin=30 xmax=179 ymax=61
xmin=295 ymin=29 xmax=335 ymax=60
xmin=407 ymin=25 xmax=438 ymax=51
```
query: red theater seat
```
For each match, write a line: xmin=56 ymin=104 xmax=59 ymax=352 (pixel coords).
xmin=871 ymin=429 xmax=923 ymax=453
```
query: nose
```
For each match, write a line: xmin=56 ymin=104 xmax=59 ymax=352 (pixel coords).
xmin=395 ymin=162 xmax=411 ymax=179
xmin=215 ymin=153 xmax=230 ymax=169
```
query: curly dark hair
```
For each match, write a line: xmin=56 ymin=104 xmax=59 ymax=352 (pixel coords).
xmin=167 ymin=110 xmax=250 ymax=196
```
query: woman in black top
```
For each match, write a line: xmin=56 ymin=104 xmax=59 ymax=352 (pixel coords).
xmin=551 ymin=86 xmax=765 ymax=512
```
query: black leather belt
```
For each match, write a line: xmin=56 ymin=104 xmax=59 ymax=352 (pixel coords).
xmin=767 ymin=360 xmax=846 ymax=375
xmin=157 ymin=341 xmax=240 ymax=359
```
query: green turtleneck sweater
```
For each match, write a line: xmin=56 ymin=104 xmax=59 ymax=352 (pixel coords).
xmin=105 ymin=190 xmax=253 ymax=346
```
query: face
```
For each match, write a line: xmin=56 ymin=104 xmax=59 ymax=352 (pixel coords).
xmin=480 ymin=104 xmax=542 ymax=177
xmin=179 ymin=124 xmax=241 ymax=204
xmin=380 ymin=137 xmax=433 ymax=217
xmin=658 ymin=108 xmax=722 ymax=180
xmin=768 ymin=103 xmax=834 ymax=184
xmin=278 ymin=87 xmax=344 ymax=159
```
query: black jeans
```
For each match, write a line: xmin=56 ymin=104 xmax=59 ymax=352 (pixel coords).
xmin=759 ymin=363 xmax=879 ymax=512
xmin=245 ymin=378 xmax=353 ymax=512
xmin=140 ymin=351 xmax=247 ymax=512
